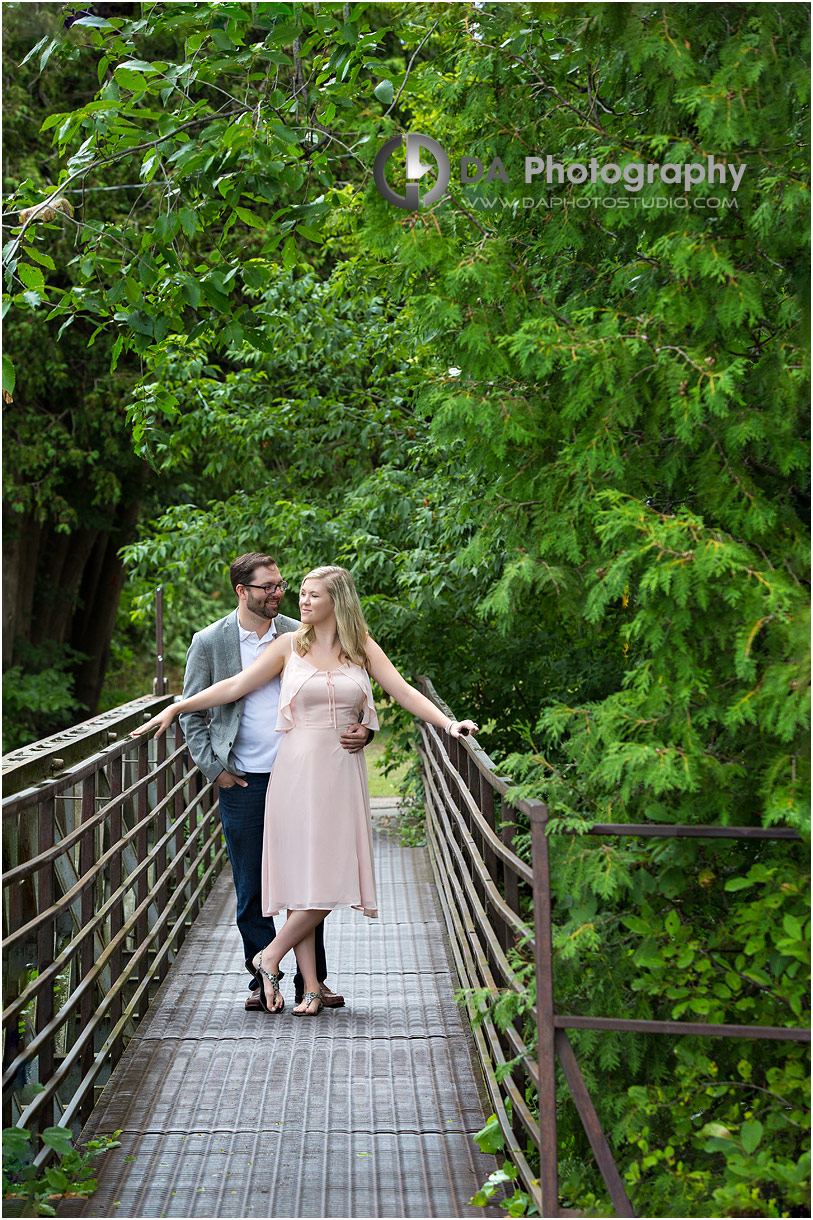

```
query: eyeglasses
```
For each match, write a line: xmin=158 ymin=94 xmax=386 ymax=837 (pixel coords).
xmin=242 ymin=581 xmax=288 ymax=595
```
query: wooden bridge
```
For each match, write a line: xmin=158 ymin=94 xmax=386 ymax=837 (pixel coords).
xmin=56 ymin=799 xmax=493 ymax=1218
xmin=3 ymin=680 xmax=809 ymax=1219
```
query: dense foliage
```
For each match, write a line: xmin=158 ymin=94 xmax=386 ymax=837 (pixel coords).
xmin=3 ymin=3 xmax=809 ymax=1215
xmin=3 ymin=3 xmax=159 ymax=742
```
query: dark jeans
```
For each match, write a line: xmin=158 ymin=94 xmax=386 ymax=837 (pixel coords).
xmin=217 ymin=770 xmax=326 ymax=993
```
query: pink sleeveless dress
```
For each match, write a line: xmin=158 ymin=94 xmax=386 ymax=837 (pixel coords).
xmin=260 ymin=640 xmax=380 ymax=918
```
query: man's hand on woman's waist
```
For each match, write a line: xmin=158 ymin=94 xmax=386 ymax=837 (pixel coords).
xmin=339 ymin=723 xmax=373 ymax=754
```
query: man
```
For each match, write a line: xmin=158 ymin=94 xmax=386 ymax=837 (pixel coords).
xmin=179 ymin=552 xmax=372 ymax=1011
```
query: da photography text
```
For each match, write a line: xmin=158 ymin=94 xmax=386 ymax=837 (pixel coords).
xmin=374 ymin=132 xmax=746 ymax=211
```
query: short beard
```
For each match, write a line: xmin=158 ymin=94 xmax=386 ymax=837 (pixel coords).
xmin=246 ymin=593 xmax=275 ymax=619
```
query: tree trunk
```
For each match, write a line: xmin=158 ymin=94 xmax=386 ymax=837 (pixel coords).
xmin=3 ymin=499 xmax=143 ymax=725
xmin=70 ymin=498 xmax=142 ymax=714
xmin=2 ymin=508 xmax=41 ymax=667
xmin=32 ymin=525 xmax=101 ymax=648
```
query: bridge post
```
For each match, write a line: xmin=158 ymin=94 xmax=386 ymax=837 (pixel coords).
xmin=154 ymin=585 xmax=166 ymax=696
xmin=528 ymin=799 xmax=558 ymax=1217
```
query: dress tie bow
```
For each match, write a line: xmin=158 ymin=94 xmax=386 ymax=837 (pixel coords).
xmin=325 ymin=670 xmax=337 ymax=728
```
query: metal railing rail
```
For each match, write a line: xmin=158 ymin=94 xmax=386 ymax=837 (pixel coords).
xmin=2 ymin=702 xmax=225 ymax=1160
xmin=415 ymin=676 xmax=810 ymax=1218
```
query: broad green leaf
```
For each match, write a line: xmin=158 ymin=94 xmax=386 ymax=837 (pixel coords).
xmin=211 ymin=28 xmax=235 ymax=51
xmin=374 ymin=79 xmax=394 ymax=104
xmin=113 ymin=68 xmax=149 ymax=92
xmin=201 ymin=282 xmax=230 ymax=312
xmin=259 ymin=49 xmax=291 ymax=65
xmin=473 ymin=1114 xmax=505 ymax=1155
xmin=17 ymin=263 xmax=45 ymax=292
xmin=45 ymin=1167 xmax=69 ymax=1192
xmin=622 ymin=915 xmax=652 ymax=934
xmin=282 ymin=236 xmax=298 ymax=270
xmin=700 ymin=1122 xmax=733 ymax=1140
xmin=125 ymin=311 xmax=154 ymax=337
xmin=41 ymin=111 xmax=69 ymax=133
xmin=271 ymin=123 xmax=301 ymax=144
xmin=296 ymin=223 xmax=323 ymax=243
xmin=266 ymin=22 xmax=302 ymax=44
xmin=658 ymin=867 xmax=686 ymax=899
xmin=42 ymin=1127 xmax=74 ymax=1156
xmin=243 ymin=329 xmax=275 ymax=353
xmin=22 ymin=245 xmax=56 ymax=270
xmin=3 ymin=354 xmax=16 ymax=394
xmin=724 ymin=876 xmax=754 ymax=891
xmin=234 ymin=206 xmax=266 ymax=230
xmin=118 ymin=58 xmax=158 ymax=72
xmin=70 ymin=14 xmax=114 ymax=27
xmin=633 ymin=936 xmax=663 ymax=969
xmin=740 ymin=1119 xmax=764 ymax=1154
xmin=140 ymin=153 xmax=159 ymax=181
xmin=110 ymin=333 xmax=124 ymax=372
xmin=179 ymin=208 xmax=198 ymax=238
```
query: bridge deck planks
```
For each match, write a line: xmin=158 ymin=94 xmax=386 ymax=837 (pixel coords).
xmin=58 ymin=809 xmax=499 ymax=1218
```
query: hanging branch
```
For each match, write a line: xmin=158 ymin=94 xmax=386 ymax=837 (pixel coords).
xmin=385 ymin=20 xmax=440 ymax=117
xmin=3 ymin=108 xmax=236 ymax=272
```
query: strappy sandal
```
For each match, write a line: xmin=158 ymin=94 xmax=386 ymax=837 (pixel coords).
xmin=293 ymin=990 xmax=324 ymax=1016
xmin=253 ymin=950 xmax=284 ymax=1013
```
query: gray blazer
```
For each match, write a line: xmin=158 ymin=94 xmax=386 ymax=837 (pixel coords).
xmin=178 ymin=608 xmax=300 ymax=783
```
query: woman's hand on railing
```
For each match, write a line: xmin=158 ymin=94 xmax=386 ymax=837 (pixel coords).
xmin=131 ymin=705 xmax=178 ymax=740
xmin=449 ymin=719 xmax=478 ymax=738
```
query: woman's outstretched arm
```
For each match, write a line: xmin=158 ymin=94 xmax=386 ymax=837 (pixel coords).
xmin=365 ymin=638 xmax=478 ymax=737
xmin=132 ymin=632 xmax=290 ymax=739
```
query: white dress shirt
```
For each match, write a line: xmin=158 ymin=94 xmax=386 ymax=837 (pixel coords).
xmin=230 ymin=619 xmax=282 ymax=773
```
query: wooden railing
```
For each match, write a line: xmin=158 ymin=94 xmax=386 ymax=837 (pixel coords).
xmin=415 ymin=676 xmax=810 ymax=1218
xmin=2 ymin=700 xmax=225 ymax=1158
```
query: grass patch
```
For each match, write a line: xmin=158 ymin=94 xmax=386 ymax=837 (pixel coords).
xmin=365 ymin=723 xmax=410 ymax=798
xmin=97 ymin=655 xmax=184 ymax=712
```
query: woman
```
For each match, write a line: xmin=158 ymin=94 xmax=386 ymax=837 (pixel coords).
xmin=133 ymin=566 xmax=477 ymax=1015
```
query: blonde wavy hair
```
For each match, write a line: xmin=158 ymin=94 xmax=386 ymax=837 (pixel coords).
xmin=295 ymin=566 xmax=369 ymax=668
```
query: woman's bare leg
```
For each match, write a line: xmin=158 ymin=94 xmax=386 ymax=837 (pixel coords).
xmin=253 ymin=908 xmax=329 ymax=1009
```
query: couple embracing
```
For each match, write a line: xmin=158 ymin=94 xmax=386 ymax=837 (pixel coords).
xmin=134 ymin=553 xmax=477 ymax=1016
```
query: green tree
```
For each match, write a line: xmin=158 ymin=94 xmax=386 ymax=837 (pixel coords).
xmin=2 ymin=2 xmax=160 ymax=743
xmin=359 ymin=4 xmax=808 ymax=1214
xmin=2 ymin=0 xmax=410 ymax=738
